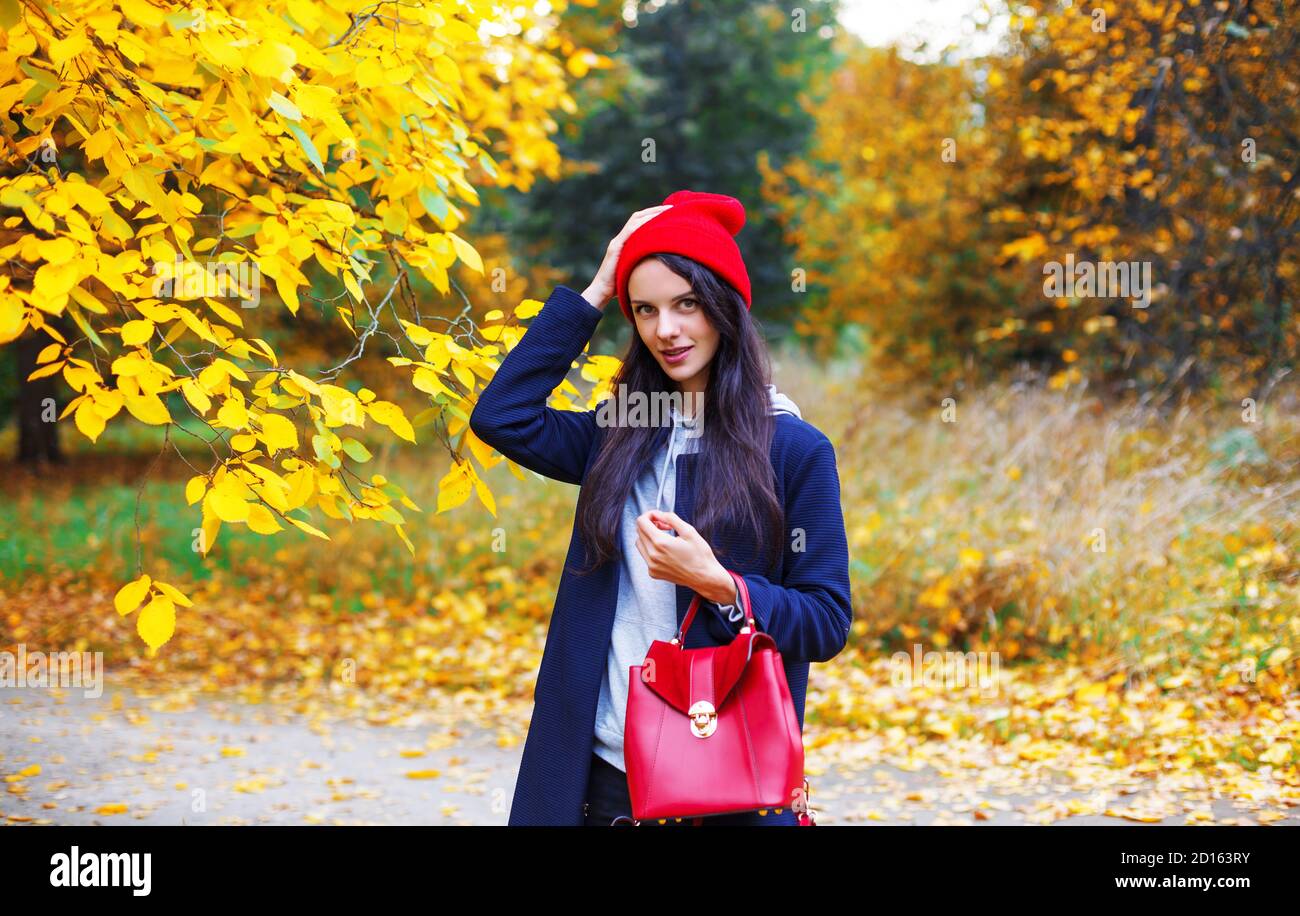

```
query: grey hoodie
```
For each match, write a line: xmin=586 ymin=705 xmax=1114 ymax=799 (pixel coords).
xmin=591 ymin=385 xmax=803 ymax=773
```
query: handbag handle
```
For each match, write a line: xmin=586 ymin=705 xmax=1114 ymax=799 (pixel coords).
xmin=671 ymin=569 xmax=755 ymax=648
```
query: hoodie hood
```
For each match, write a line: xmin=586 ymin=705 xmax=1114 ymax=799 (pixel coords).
xmin=652 ymin=385 xmax=800 ymax=509
xmin=767 ymin=383 xmax=801 ymax=418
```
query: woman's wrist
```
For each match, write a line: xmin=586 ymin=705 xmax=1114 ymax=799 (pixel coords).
xmin=579 ymin=284 xmax=609 ymax=311
xmin=696 ymin=564 xmax=738 ymax=604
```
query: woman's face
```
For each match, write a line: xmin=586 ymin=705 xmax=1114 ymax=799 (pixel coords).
xmin=627 ymin=258 xmax=720 ymax=393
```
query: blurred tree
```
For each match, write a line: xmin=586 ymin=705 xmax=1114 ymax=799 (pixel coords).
xmin=483 ymin=0 xmax=843 ymax=346
xmin=767 ymin=0 xmax=1297 ymax=394
xmin=991 ymin=0 xmax=1298 ymax=392
xmin=761 ymin=38 xmax=1020 ymax=386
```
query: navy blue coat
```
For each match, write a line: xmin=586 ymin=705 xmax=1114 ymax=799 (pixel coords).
xmin=469 ymin=284 xmax=853 ymax=826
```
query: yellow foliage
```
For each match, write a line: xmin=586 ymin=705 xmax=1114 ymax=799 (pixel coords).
xmin=0 ymin=0 xmax=616 ymax=652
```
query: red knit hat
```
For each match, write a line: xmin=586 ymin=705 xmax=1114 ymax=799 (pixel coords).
xmin=615 ymin=190 xmax=751 ymax=321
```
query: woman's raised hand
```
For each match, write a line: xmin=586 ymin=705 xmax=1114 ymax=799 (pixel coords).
xmin=580 ymin=205 xmax=673 ymax=311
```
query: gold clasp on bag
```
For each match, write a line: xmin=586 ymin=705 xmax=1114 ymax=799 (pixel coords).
xmin=688 ymin=700 xmax=717 ymax=737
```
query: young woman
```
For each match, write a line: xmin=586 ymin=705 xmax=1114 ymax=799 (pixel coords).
xmin=469 ymin=190 xmax=853 ymax=826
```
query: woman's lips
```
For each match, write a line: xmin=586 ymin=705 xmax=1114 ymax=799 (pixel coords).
xmin=661 ymin=345 xmax=693 ymax=365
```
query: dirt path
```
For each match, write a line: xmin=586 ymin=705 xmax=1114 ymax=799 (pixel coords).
xmin=3 ymin=676 xmax=1296 ymax=826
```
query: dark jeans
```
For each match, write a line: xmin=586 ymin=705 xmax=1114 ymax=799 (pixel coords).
xmin=583 ymin=752 xmax=700 ymax=827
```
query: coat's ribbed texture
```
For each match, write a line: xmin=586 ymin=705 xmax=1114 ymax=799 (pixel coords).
xmin=469 ymin=284 xmax=853 ymax=826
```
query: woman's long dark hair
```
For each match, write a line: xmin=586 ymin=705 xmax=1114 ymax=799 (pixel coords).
xmin=573 ymin=253 xmax=784 ymax=574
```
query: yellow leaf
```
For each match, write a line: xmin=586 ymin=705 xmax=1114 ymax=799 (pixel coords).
xmin=958 ymin=547 xmax=984 ymax=569
xmin=367 ymin=400 xmax=415 ymax=443
xmin=447 ymin=231 xmax=483 ymax=274
xmin=114 ymin=574 xmax=152 ymax=616
xmin=438 ymin=17 xmax=479 ymax=44
xmin=200 ymin=502 xmax=221 ymax=555
xmin=412 ymin=366 xmax=451 ymax=398
xmin=437 ymin=459 xmax=472 ymax=513
xmin=514 ymin=299 xmax=543 ymax=319
xmin=65 ymin=181 xmax=111 ymax=215
xmin=217 ymin=397 xmax=249 ymax=430
xmin=124 ymin=393 xmax=171 ymax=425
xmin=119 ymin=0 xmax=165 ymax=27
xmin=154 ymin=581 xmax=193 ymax=608
xmin=181 ymin=379 xmax=212 ymax=415
xmin=137 ymin=593 xmax=176 ymax=652
xmin=999 ymin=233 xmax=1048 ymax=263
xmin=26 ymin=361 xmax=65 ymax=381
xmin=247 ymin=40 xmax=297 ymax=82
xmin=287 ymin=516 xmax=330 ymax=540
xmin=184 ymin=475 xmax=207 ymax=505
xmin=473 ymin=471 xmax=496 ymax=518
xmin=120 ymin=319 xmax=154 ymax=346
xmin=464 ymin=426 xmax=503 ymax=470
xmin=433 ymin=54 xmax=460 ymax=85
xmin=247 ymin=503 xmax=283 ymax=534
xmin=258 ymin=413 xmax=299 ymax=452
xmin=284 ymin=468 xmax=315 ymax=509
xmin=343 ymin=270 xmax=364 ymax=303
xmin=32 ymin=260 xmax=77 ymax=303
xmin=74 ymin=398 xmax=106 ymax=442
xmin=50 ymin=31 xmax=90 ymax=66
xmin=1074 ymin=682 xmax=1108 ymax=705
xmin=205 ymin=482 xmax=250 ymax=523
xmin=275 ymin=273 xmax=300 ymax=316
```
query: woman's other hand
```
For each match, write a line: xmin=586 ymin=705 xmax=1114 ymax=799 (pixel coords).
xmin=634 ymin=509 xmax=736 ymax=603
xmin=580 ymin=205 xmax=674 ymax=311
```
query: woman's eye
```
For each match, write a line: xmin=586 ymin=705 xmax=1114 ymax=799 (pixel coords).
xmin=679 ymin=299 xmax=697 ymax=309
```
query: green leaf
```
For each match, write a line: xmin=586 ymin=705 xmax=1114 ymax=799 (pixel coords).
xmin=165 ymin=10 xmax=201 ymax=30
xmin=19 ymin=59 xmax=58 ymax=90
xmin=418 ymin=186 xmax=449 ymax=224
xmin=341 ymin=438 xmax=372 ymax=462
xmin=410 ymin=406 xmax=441 ymax=428
xmin=285 ymin=121 xmax=325 ymax=177
xmin=67 ymin=300 xmax=108 ymax=354
xmin=267 ymin=91 xmax=301 ymax=121
xmin=149 ymin=102 xmax=179 ymax=134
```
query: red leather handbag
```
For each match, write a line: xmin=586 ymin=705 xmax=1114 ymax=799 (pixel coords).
xmin=623 ymin=570 xmax=817 ymax=825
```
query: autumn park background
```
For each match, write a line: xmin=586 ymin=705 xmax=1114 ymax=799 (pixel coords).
xmin=0 ymin=0 xmax=1297 ymax=826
